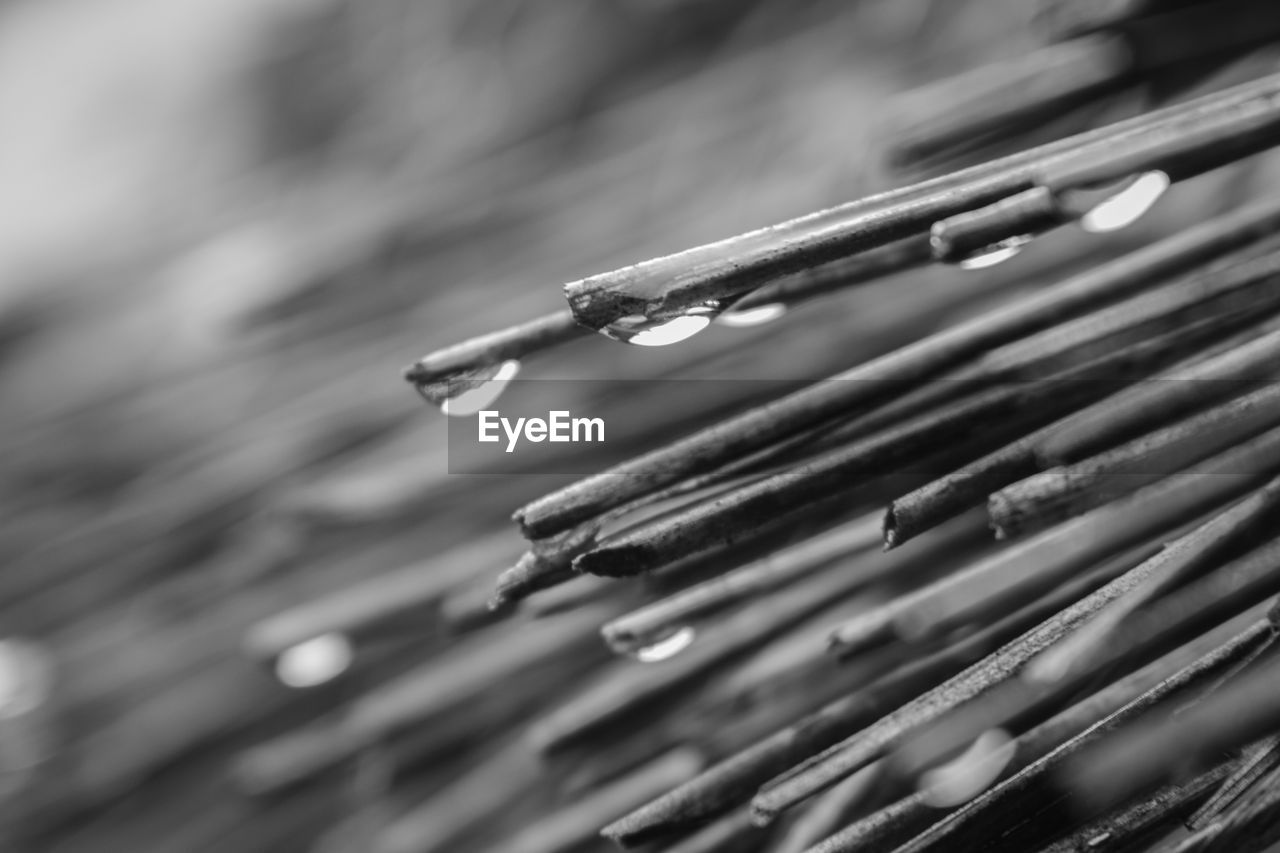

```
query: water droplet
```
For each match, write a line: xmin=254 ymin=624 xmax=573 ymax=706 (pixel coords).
xmin=955 ymin=236 xmax=1032 ymax=270
xmin=600 ymin=305 xmax=718 ymax=347
xmin=918 ymin=728 xmax=1016 ymax=807
xmin=632 ymin=626 xmax=696 ymax=662
xmin=717 ymin=303 xmax=788 ymax=328
xmin=1080 ymin=171 xmax=1170 ymax=233
xmin=1023 ymin=645 xmax=1075 ymax=685
xmin=439 ymin=359 xmax=521 ymax=416
xmin=275 ymin=633 xmax=354 ymax=687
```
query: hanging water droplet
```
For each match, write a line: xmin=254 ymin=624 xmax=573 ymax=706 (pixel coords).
xmin=1080 ymin=171 xmax=1170 ymax=233
xmin=632 ymin=626 xmax=696 ymax=662
xmin=600 ymin=305 xmax=718 ymax=347
xmin=275 ymin=632 xmax=355 ymax=688
xmin=437 ymin=359 xmax=521 ymax=416
xmin=717 ymin=303 xmax=788 ymax=328
xmin=955 ymin=235 xmax=1032 ymax=270
xmin=918 ymin=728 xmax=1016 ymax=807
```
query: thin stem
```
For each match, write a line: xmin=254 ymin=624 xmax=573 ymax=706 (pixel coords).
xmin=971 ymin=246 xmax=1280 ymax=383
xmin=1167 ymin=764 xmax=1280 ymax=853
xmin=730 ymin=236 xmax=933 ymax=313
xmin=771 ymin=763 xmax=887 ymax=853
xmin=989 ymin=383 xmax=1280 ymax=538
xmin=1035 ymin=326 xmax=1280 ymax=467
xmin=599 ymin=511 xmax=885 ymax=654
xmin=401 ymin=309 xmax=586 ymax=388
xmin=1027 ymin=479 xmax=1280 ymax=685
xmin=1035 ymin=763 xmax=1233 ymax=853
xmin=1039 ymin=75 xmax=1280 ymax=191
xmin=929 ymin=187 xmax=1071 ymax=263
xmin=489 ymin=524 xmax=599 ymax=610
xmin=1187 ymin=734 xmax=1280 ymax=829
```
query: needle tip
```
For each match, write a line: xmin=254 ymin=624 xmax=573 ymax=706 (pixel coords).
xmin=599 ymin=802 xmax=690 ymax=848
xmin=401 ymin=361 xmax=429 ymax=384
xmin=486 ymin=591 xmax=516 ymax=613
xmin=882 ymin=508 xmax=901 ymax=551
xmin=571 ymin=545 xmax=650 ymax=578
xmin=748 ymin=800 xmax=779 ymax=827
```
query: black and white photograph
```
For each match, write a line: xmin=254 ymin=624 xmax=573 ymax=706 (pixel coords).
xmin=5 ymin=0 xmax=1280 ymax=851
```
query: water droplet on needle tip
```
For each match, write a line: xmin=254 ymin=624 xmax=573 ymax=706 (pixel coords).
xmin=718 ymin=303 xmax=787 ymax=328
xmin=600 ymin=304 xmax=721 ymax=347
xmin=956 ymin=236 xmax=1032 ymax=270
xmin=603 ymin=316 xmax=712 ymax=347
xmin=633 ymin=626 xmax=696 ymax=662
xmin=440 ymin=360 xmax=521 ymax=416
xmin=276 ymin=633 xmax=355 ymax=687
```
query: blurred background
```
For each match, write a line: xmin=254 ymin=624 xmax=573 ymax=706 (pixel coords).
xmin=2 ymin=1 xmax=1277 ymax=851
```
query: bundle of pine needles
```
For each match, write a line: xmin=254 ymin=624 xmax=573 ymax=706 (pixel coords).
xmin=10 ymin=1 xmax=1280 ymax=852
xmin=382 ymin=3 xmax=1280 ymax=852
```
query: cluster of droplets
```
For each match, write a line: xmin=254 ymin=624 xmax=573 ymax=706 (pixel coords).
xmin=427 ymin=301 xmax=793 ymax=414
xmin=949 ymin=170 xmax=1171 ymax=271
xmin=421 ymin=172 xmax=1170 ymax=424
xmin=591 ymin=171 xmax=1172 ymax=352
